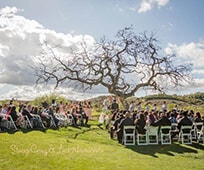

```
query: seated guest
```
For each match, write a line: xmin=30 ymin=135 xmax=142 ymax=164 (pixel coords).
xmin=188 ymin=110 xmax=194 ymax=122
xmin=48 ymin=106 xmax=59 ymax=127
xmin=117 ymin=112 xmax=134 ymax=144
xmin=134 ymin=113 xmax=146 ymax=134
xmin=78 ymin=107 xmax=88 ymax=126
xmin=147 ymin=111 xmax=156 ymax=126
xmin=194 ymin=112 xmax=203 ymax=130
xmin=10 ymin=105 xmax=24 ymax=128
xmin=1 ymin=104 xmax=8 ymax=115
xmin=202 ymin=116 xmax=204 ymax=124
xmin=178 ymin=111 xmax=192 ymax=132
xmin=194 ymin=112 xmax=202 ymax=123
xmin=110 ymin=112 xmax=124 ymax=139
xmin=153 ymin=112 xmax=171 ymax=126
xmin=0 ymin=105 xmax=2 ymax=121
xmin=70 ymin=108 xmax=78 ymax=126
xmin=169 ymin=112 xmax=177 ymax=123
xmin=153 ymin=112 xmax=171 ymax=134
xmin=41 ymin=107 xmax=51 ymax=127
xmin=22 ymin=105 xmax=33 ymax=120
xmin=0 ymin=105 xmax=8 ymax=130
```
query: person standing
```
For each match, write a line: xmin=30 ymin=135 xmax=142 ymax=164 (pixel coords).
xmin=111 ymin=99 xmax=119 ymax=111
xmin=59 ymin=101 xmax=64 ymax=114
xmin=137 ymin=102 xmax=142 ymax=112
xmin=86 ymin=101 xmax=92 ymax=120
xmin=103 ymin=99 xmax=109 ymax=111
xmin=153 ymin=103 xmax=157 ymax=112
xmin=162 ymin=101 xmax=167 ymax=112
xmin=128 ymin=101 xmax=135 ymax=112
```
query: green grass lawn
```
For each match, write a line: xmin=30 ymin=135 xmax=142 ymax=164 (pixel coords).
xmin=0 ymin=121 xmax=204 ymax=170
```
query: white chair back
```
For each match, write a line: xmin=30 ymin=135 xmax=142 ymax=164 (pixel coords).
xmin=123 ymin=126 xmax=136 ymax=146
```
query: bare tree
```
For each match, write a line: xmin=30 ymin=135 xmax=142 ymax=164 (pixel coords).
xmin=34 ymin=27 xmax=192 ymax=99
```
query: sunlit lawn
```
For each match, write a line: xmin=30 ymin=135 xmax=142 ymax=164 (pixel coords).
xmin=0 ymin=121 xmax=204 ymax=170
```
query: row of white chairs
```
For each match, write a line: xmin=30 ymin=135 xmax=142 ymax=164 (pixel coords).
xmin=1 ymin=113 xmax=76 ymax=131
xmin=54 ymin=113 xmax=82 ymax=127
xmin=0 ymin=115 xmax=34 ymax=130
xmin=123 ymin=126 xmax=167 ymax=146
xmin=123 ymin=122 xmax=204 ymax=146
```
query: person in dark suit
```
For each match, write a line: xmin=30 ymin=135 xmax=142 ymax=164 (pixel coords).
xmin=153 ymin=112 xmax=171 ymax=134
xmin=194 ymin=112 xmax=203 ymax=130
xmin=110 ymin=112 xmax=124 ymax=139
xmin=134 ymin=113 xmax=146 ymax=134
xmin=111 ymin=99 xmax=119 ymax=111
xmin=153 ymin=112 xmax=171 ymax=127
xmin=117 ymin=112 xmax=134 ymax=143
xmin=22 ymin=105 xmax=33 ymax=120
xmin=178 ymin=111 xmax=192 ymax=132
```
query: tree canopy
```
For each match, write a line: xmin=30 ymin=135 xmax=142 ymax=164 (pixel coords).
xmin=34 ymin=27 xmax=192 ymax=99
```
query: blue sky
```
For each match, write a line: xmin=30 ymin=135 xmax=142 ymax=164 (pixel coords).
xmin=0 ymin=0 xmax=204 ymax=100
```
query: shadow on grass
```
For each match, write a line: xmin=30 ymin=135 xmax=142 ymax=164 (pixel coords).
xmin=125 ymin=143 xmax=199 ymax=158
xmin=5 ymin=127 xmax=49 ymax=134
xmin=191 ymin=142 xmax=204 ymax=150
xmin=67 ymin=125 xmax=98 ymax=139
xmin=2 ymin=122 xmax=92 ymax=135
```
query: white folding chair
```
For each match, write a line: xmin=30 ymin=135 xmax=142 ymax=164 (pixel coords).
xmin=60 ymin=113 xmax=69 ymax=126
xmin=160 ymin=126 xmax=171 ymax=145
xmin=137 ymin=128 xmax=148 ymax=145
xmin=0 ymin=114 xmax=8 ymax=129
xmin=7 ymin=115 xmax=17 ymax=130
xmin=179 ymin=126 xmax=192 ymax=144
xmin=146 ymin=126 xmax=159 ymax=145
xmin=49 ymin=115 xmax=57 ymax=127
xmin=123 ymin=126 xmax=136 ymax=146
xmin=193 ymin=122 xmax=203 ymax=140
xmin=54 ymin=113 xmax=68 ymax=127
xmin=67 ymin=114 xmax=75 ymax=125
xmin=197 ymin=125 xmax=204 ymax=144
xmin=33 ymin=115 xmax=45 ymax=129
xmin=171 ymin=123 xmax=179 ymax=141
xmin=191 ymin=123 xmax=199 ymax=140
xmin=21 ymin=115 xmax=33 ymax=129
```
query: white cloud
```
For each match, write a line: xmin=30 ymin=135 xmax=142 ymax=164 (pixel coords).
xmin=138 ymin=0 xmax=170 ymax=13
xmin=1 ymin=84 xmax=105 ymax=101
xmin=165 ymin=41 xmax=204 ymax=68
xmin=165 ymin=41 xmax=204 ymax=89
xmin=0 ymin=6 xmax=22 ymax=16
xmin=138 ymin=1 xmax=152 ymax=13
xmin=157 ymin=0 xmax=169 ymax=7
xmin=0 ymin=6 xmax=99 ymax=100
xmin=0 ymin=6 xmax=95 ymax=86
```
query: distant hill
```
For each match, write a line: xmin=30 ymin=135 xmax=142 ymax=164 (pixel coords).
xmin=88 ymin=92 xmax=204 ymax=105
xmin=142 ymin=92 xmax=204 ymax=105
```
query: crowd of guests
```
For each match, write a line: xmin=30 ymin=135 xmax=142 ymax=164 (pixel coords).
xmin=0 ymin=99 xmax=93 ymax=131
xmin=101 ymin=99 xmax=204 ymax=144
xmin=1 ymin=97 xmax=204 ymax=145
